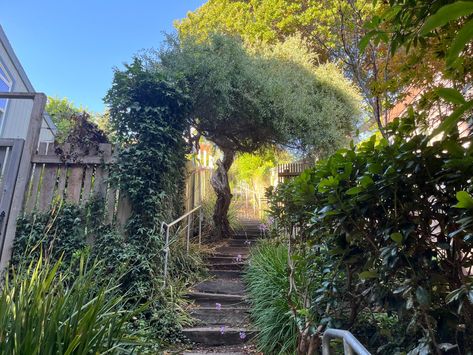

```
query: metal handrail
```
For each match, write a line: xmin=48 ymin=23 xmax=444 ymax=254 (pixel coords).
xmin=160 ymin=205 xmax=203 ymax=285
xmin=322 ymin=329 xmax=371 ymax=355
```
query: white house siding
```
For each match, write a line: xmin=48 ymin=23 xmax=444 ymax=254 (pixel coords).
xmin=0 ymin=26 xmax=55 ymax=143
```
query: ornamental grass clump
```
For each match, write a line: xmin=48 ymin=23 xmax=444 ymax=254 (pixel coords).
xmin=244 ymin=241 xmax=298 ymax=354
xmin=0 ymin=254 xmax=140 ymax=355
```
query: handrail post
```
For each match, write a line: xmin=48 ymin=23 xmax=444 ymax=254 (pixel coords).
xmin=198 ymin=208 xmax=203 ymax=246
xmin=186 ymin=213 xmax=191 ymax=254
xmin=163 ymin=225 xmax=170 ymax=286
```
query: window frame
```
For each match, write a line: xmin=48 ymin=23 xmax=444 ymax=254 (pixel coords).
xmin=0 ymin=60 xmax=13 ymax=135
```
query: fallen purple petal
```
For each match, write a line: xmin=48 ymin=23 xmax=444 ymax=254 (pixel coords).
xmin=239 ymin=331 xmax=247 ymax=339
xmin=220 ymin=325 xmax=226 ymax=335
xmin=215 ymin=302 xmax=222 ymax=311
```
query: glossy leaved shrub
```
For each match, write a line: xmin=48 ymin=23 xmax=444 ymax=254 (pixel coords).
xmin=269 ymin=116 xmax=473 ymax=353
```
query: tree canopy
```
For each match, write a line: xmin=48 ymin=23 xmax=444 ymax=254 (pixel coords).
xmin=159 ymin=34 xmax=361 ymax=157
xmin=175 ymin=0 xmax=444 ymax=136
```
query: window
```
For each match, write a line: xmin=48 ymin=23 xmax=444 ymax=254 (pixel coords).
xmin=0 ymin=63 xmax=12 ymax=130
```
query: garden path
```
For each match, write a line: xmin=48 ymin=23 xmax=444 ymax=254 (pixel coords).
xmin=182 ymin=218 xmax=261 ymax=354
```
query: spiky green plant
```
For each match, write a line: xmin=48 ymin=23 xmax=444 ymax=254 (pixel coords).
xmin=0 ymin=254 xmax=141 ymax=354
xmin=244 ymin=241 xmax=298 ymax=354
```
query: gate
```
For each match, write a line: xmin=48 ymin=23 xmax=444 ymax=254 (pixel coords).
xmin=0 ymin=139 xmax=24 ymax=255
xmin=0 ymin=92 xmax=46 ymax=270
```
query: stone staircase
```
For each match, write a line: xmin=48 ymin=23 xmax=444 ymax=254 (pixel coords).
xmin=182 ymin=219 xmax=261 ymax=352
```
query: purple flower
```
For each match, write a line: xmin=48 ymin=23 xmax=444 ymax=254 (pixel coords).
xmin=220 ymin=325 xmax=226 ymax=335
xmin=259 ymin=223 xmax=268 ymax=231
xmin=215 ymin=303 xmax=222 ymax=311
xmin=239 ymin=331 xmax=247 ymax=339
xmin=235 ymin=254 xmax=243 ymax=262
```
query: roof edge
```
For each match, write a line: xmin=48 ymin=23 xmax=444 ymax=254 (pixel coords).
xmin=0 ymin=25 xmax=35 ymax=92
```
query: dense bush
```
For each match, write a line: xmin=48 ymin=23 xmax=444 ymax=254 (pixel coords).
xmin=0 ymin=254 xmax=139 ymax=354
xmin=268 ymin=116 xmax=473 ymax=353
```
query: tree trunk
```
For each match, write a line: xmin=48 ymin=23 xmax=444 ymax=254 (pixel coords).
xmin=210 ymin=148 xmax=235 ymax=240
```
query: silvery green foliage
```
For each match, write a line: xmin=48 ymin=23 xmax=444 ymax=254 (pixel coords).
xmin=157 ymin=34 xmax=361 ymax=157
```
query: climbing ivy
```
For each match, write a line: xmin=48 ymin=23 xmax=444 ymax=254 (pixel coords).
xmin=104 ymin=58 xmax=195 ymax=343
xmin=105 ymin=58 xmax=191 ymax=272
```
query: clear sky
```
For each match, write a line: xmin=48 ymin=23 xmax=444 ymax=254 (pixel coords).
xmin=1 ymin=0 xmax=205 ymax=113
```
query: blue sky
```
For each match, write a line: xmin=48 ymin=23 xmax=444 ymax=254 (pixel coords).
xmin=1 ymin=0 xmax=205 ymax=113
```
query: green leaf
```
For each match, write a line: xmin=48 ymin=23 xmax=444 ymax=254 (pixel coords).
xmin=430 ymin=100 xmax=473 ymax=137
xmin=435 ymin=88 xmax=466 ymax=105
xmin=447 ymin=18 xmax=473 ymax=66
xmin=359 ymin=175 xmax=374 ymax=188
xmin=454 ymin=191 xmax=473 ymax=209
xmin=359 ymin=31 xmax=376 ymax=52
xmin=390 ymin=232 xmax=403 ymax=245
xmin=420 ymin=2 xmax=473 ymax=35
xmin=346 ymin=186 xmax=363 ymax=195
xmin=368 ymin=163 xmax=382 ymax=174
xmin=416 ymin=286 xmax=431 ymax=306
xmin=359 ymin=271 xmax=377 ymax=280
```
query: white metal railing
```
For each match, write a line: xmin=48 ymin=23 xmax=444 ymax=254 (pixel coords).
xmin=322 ymin=329 xmax=371 ymax=355
xmin=160 ymin=205 xmax=203 ymax=285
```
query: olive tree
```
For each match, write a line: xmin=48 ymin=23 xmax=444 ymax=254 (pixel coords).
xmin=155 ymin=34 xmax=361 ymax=239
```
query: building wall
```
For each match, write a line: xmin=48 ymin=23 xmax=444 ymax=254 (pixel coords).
xmin=0 ymin=30 xmax=54 ymax=143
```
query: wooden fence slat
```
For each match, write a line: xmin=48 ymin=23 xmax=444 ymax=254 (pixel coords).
xmin=0 ymin=146 xmax=10 ymax=198
xmin=116 ymin=192 xmax=132 ymax=232
xmin=38 ymin=144 xmax=58 ymax=211
xmin=0 ymin=146 xmax=8 ymax=176
xmin=93 ymin=144 xmax=112 ymax=198
xmin=25 ymin=143 xmax=47 ymax=213
xmin=106 ymin=184 xmax=117 ymax=224
xmin=56 ymin=143 xmax=70 ymax=200
xmin=81 ymin=166 xmax=94 ymax=206
xmin=66 ymin=166 xmax=83 ymax=203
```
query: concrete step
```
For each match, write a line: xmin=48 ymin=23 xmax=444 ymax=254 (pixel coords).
xmin=206 ymin=256 xmax=248 ymax=264
xmin=207 ymin=263 xmax=245 ymax=271
xmin=182 ymin=327 xmax=255 ymax=346
xmin=194 ymin=279 xmax=246 ymax=295
xmin=228 ymin=239 xmax=258 ymax=247
xmin=187 ymin=292 xmax=248 ymax=308
xmin=191 ymin=307 xmax=249 ymax=326
xmin=231 ymin=233 xmax=261 ymax=240
xmin=210 ymin=270 xmax=243 ymax=279
xmin=184 ymin=351 xmax=245 ymax=355
xmin=231 ymin=229 xmax=263 ymax=239
xmin=214 ymin=246 xmax=250 ymax=257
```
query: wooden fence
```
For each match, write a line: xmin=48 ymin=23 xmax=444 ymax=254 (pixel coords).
xmin=23 ymin=142 xmax=131 ymax=226
xmin=277 ymin=162 xmax=312 ymax=183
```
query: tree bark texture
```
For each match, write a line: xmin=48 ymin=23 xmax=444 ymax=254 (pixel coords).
xmin=210 ymin=148 xmax=235 ymax=240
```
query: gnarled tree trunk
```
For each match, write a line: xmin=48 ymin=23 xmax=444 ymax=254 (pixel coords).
xmin=210 ymin=148 xmax=235 ymax=240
